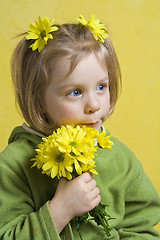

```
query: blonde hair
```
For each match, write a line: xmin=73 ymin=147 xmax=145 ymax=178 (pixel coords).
xmin=11 ymin=23 xmax=121 ymax=134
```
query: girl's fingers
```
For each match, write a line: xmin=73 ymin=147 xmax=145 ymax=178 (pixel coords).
xmin=79 ymin=172 xmax=93 ymax=183
xmin=91 ymin=194 xmax=101 ymax=209
xmin=90 ymin=187 xmax=100 ymax=200
xmin=87 ymin=178 xmax=97 ymax=191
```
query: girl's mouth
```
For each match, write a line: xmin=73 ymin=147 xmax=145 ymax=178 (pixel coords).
xmin=83 ymin=121 xmax=99 ymax=128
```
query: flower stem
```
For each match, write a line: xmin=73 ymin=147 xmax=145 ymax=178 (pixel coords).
xmin=75 ymin=203 xmax=112 ymax=238
xmin=97 ymin=211 xmax=111 ymax=237
xmin=77 ymin=229 xmax=84 ymax=240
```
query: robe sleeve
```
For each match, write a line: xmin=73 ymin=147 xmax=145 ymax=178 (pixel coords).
xmin=0 ymin=154 xmax=73 ymax=240
xmin=116 ymin=151 xmax=160 ymax=239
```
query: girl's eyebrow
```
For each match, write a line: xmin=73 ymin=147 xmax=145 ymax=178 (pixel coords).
xmin=96 ymin=77 xmax=109 ymax=85
xmin=62 ymin=76 xmax=109 ymax=88
xmin=98 ymin=76 xmax=109 ymax=82
xmin=55 ymin=75 xmax=109 ymax=92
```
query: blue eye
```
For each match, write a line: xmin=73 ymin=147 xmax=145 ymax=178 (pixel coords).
xmin=97 ymin=84 xmax=105 ymax=91
xmin=68 ymin=89 xmax=81 ymax=97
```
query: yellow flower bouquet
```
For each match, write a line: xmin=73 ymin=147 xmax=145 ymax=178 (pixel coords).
xmin=31 ymin=125 xmax=113 ymax=238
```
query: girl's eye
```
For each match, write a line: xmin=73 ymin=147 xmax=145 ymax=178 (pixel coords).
xmin=68 ymin=89 xmax=81 ymax=97
xmin=97 ymin=84 xmax=106 ymax=91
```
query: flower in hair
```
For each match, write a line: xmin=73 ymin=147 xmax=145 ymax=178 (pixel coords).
xmin=26 ymin=16 xmax=58 ymax=52
xmin=77 ymin=15 xmax=109 ymax=43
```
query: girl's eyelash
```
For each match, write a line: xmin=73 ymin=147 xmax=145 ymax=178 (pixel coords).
xmin=66 ymin=82 xmax=108 ymax=96
xmin=67 ymin=89 xmax=82 ymax=97
xmin=97 ymin=83 xmax=108 ymax=91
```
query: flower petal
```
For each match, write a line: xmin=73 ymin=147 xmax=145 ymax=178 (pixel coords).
xmin=74 ymin=160 xmax=82 ymax=175
xmin=25 ymin=16 xmax=58 ymax=52
xmin=77 ymin=15 xmax=109 ymax=43
xmin=51 ymin=165 xmax=58 ymax=179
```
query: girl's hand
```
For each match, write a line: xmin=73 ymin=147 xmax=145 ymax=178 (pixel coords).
xmin=49 ymin=173 xmax=101 ymax=233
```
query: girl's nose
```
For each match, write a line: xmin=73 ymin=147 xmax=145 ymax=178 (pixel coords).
xmin=84 ymin=94 xmax=100 ymax=114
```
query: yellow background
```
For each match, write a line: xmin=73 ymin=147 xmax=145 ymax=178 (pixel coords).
xmin=0 ymin=0 xmax=159 ymax=232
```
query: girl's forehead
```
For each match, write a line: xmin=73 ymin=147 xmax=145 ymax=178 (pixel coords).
xmin=51 ymin=52 xmax=107 ymax=80
xmin=49 ymin=52 xmax=108 ymax=88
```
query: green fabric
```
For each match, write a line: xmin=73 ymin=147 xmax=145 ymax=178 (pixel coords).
xmin=0 ymin=126 xmax=159 ymax=240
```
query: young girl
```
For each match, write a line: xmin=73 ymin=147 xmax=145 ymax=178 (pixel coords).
xmin=0 ymin=15 xmax=159 ymax=240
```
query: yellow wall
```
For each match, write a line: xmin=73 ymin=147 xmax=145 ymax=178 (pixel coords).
xmin=0 ymin=0 xmax=159 ymax=231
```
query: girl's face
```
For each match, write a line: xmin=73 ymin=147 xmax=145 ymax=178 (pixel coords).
xmin=44 ymin=53 xmax=110 ymax=131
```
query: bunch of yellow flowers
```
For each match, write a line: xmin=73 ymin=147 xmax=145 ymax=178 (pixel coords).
xmin=31 ymin=125 xmax=113 ymax=180
xmin=31 ymin=125 xmax=113 ymax=238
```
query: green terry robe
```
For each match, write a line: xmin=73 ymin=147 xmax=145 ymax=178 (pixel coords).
xmin=0 ymin=125 xmax=159 ymax=240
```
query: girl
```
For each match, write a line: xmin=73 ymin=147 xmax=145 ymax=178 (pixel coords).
xmin=0 ymin=15 xmax=159 ymax=239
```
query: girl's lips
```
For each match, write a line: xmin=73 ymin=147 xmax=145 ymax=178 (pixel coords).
xmin=84 ymin=121 xmax=99 ymax=127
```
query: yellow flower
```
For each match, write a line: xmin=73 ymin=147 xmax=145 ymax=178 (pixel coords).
xmin=82 ymin=125 xmax=99 ymax=140
xmin=97 ymin=130 xmax=113 ymax=151
xmin=31 ymin=134 xmax=74 ymax=180
xmin=73 ymin=154 xmax=98 ymax=175
xmin=26 ymin=16 xmax=58 ymax=52
xmin=55 ymin=125 xmax=97 ymax=156
xmin=80 ymin=160 xmax=98 ymax=175
xmin=77 ymin=15 xmax=109 ymax=43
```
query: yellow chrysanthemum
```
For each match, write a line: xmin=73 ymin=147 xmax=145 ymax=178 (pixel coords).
xmin=81 ymin=163 xmax=98 ymax=175
xmin=55 ymin=125 xmax=97 ymax=157
xmin=31 ymin=131 xmax=74 ymax=180
xmin=97 ymin=130 xmax=113 ymax=151
xmin=26 ymin=16 xmax=58 ymax=52
xmin=82 ymin=125 xmax=99 ymax=140
xmin=77 ymin=15 xmax=109 ymax=43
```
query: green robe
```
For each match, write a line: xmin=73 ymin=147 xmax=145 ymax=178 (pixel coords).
xmin=0 ymin=125 xmax=159 ymax=239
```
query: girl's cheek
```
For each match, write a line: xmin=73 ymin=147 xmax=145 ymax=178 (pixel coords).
xmin=59 ymin=107 xmax=80 ymax=119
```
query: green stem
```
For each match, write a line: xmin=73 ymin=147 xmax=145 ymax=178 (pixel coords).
xmin=97 ymin=213 xmax=111 ymax=237
xmin=77 ymin=229 xmax=84 ymax=240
